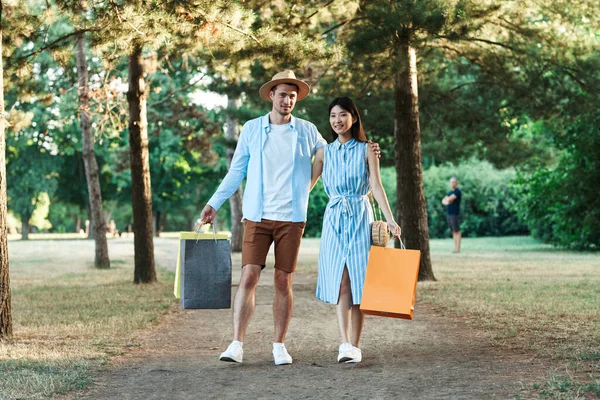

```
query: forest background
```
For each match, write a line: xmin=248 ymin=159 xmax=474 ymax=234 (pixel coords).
xmin=3 ymin=0 xmax=599 ymax=251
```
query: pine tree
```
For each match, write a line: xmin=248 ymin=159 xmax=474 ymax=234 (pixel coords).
xmin=0 ymin=0 xmax=13 ymax=338
xmin=325 ymin=0 xmax=599 ymax=280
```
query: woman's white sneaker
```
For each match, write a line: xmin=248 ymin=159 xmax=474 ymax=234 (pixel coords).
xmin=337 ymin=343 xmax=354 ymax=363
xmin=219 ymin=341 xmax=243 ymax=363
xmin=272 ymin=343 xmax=293 ymax=365
xmin=346 ymin=346 xmax=362 ymax=363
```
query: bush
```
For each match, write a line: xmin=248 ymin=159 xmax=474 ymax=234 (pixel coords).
xmin=513 ymin=115 xmax=600 ymax=250
xmin=305 ymin=179 xmax=329 ymax=238
xmin=422 ymin=160 xmax=528 ymax=238
xmin=305 ymin=159 xmax=526 ymax=239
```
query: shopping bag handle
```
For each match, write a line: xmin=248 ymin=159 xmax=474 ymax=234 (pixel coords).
xmin=399 ymin=236 xmax=406 ymax=250
xmin=193 ymin=220 xmax=218 ymax=243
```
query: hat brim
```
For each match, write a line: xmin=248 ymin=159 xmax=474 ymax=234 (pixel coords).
xmin=259 ymin=78 xmax=310 ymax=102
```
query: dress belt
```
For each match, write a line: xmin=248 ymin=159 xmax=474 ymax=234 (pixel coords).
xmin=327 ymin=195 xmax=368 ymax=232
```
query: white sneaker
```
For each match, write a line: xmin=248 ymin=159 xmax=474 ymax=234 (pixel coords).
xmin=337 ymin=343 xmax=354 ymax=363
xmin=272 ymin=343 xmax=292 ymax=365
xmin=219 ymin=341 xmax=243 ymax=363
xmin=346 ymin=346 xmax=362 ymax=363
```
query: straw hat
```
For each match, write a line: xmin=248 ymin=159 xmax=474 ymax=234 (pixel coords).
xmin=259 ymin=70 xmax=310 ymax=101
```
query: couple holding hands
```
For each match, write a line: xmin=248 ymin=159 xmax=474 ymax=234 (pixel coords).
xmin=200 ymin=70 xmax=400 ymax=365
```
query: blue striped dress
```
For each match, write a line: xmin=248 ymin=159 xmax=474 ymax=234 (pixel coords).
xmin=316 ymin=138 xmax=373 ymax=305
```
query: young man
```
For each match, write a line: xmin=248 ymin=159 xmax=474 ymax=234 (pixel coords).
xmin=442 ymin=177 xmax=462 ymax=253
xmin=200 ymin=70 xmax=325 ymax=365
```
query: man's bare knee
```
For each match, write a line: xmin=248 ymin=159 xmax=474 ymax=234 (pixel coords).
xmin=274 ymin=269 xmax=292 ymax=292
xmin=240 ymin=264 xmax=261 ymax=290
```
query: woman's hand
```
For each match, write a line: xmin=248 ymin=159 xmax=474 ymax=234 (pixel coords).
xmin=388 ymin=221 xmax=401 ymax=239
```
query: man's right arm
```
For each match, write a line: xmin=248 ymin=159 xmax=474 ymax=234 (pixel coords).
xmin=446 ymin=193 xmax=457 ymax=204
xmin=205 ymin=125 xmax=250 ymax=214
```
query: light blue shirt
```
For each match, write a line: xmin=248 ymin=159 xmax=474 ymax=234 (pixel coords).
xmin=207 ymin=113 xmax=327 ymax=223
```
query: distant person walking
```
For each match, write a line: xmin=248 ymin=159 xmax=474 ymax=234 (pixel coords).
xmin=442 ymin=177 xmax=462 ymax=253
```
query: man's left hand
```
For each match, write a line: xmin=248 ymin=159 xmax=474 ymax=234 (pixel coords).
xmin=368 ymin=140 xmax=381 ymax=159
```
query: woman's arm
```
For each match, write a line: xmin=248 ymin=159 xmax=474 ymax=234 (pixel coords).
xmin=367 ymin=145 xmax=401 ymax=237
xmin=310 ymin=147 xmax=324 ymax=191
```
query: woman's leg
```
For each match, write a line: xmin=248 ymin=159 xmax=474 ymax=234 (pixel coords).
xmin=336 ymin=267 xmax=352 ymax=343
xmin=350 ymin=305 xmax=365 ymax=348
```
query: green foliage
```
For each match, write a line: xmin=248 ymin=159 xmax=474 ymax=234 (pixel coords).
xmin=347 ymin=161 xmax=525 ymax=239
xmin=514 ymin=114 xmax=600 ymax=250
xmin=46 ymin=202 xmax=81 ymax=233
xmin=423 ymin=160 xmax=527 ymax=238
xmin=5 ymin=0 xmax=599 ymax=245
xmin=305 ymin=179 xmax=328 ymax=238
xmin=6 ymin=133 xmax=60 ymax=226
xmin=146 ymin=63 xmax=228 ymax=225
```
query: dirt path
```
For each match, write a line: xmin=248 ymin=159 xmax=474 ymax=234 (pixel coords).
xmin=73 ymin=238 xmax=544 ymax=399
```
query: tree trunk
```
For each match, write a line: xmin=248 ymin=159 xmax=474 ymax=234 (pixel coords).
xmin=127 ymin=40 xmax=156 ymax=284
xmin=21 ymin=218 xmax=30 ymax=241
xmin=154 ymin=210 xmax=160 ymax=237
xmin=226 ymin=96 xmax=243 ymax=252
xmin=75 ymin=215 xmax=81 ymax=233
xmin=393 ymin=41 xmax=435 ymax=281
xmin=76 ymin=23 xmax=110 ymax=267
xmin=0 ymin=4 xmax=13 ymax=336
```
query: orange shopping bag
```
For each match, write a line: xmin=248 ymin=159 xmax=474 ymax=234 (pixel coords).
xmin=360 ymin=245 xmax=421 ymax=320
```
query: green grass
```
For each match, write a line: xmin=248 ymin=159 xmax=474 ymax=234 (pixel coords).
xmin=288 ymin=235 xmax=599 ymax=398
xmin=2 ymin=234 xmax=599 ymax=399
xmin=1 ymin=237 xmax=177 ymax=399
xmin=0 ymin=360 xmax=94 ymax=400
xmin=419 ymin=235 xmax=600 ymax=399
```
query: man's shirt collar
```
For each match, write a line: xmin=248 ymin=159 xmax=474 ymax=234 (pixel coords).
xmin=262 ymin=113 xmax=296 ymax=133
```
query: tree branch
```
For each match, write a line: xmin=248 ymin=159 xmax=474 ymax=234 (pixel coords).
xmin=322 ymin=16 xmax=367 ymax=36
xmin=305 ymin=0 xmax=336 ymax=21
xmin=222 ymin=22 xmax=261 ymax=44
xmin=148 ymin=73 xmax=206 ymax=107
xmin=16 ymin=27 xmax=102 ymax=62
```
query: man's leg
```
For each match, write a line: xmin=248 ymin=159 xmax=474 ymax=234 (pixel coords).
xmin=220 ymin=263 xmax=262 ymax=363
xmin=270 ymin=221 xmax=305 ymax=365
xmin=220 ymin=220 xmax=272 ymax=363
xmin=273 ymin=268 xmax=293 ymax=343
xmin=452 ymin=231 xmax=461 ymax=253
xmin=272 ymin=221 xmax=305 ymax=342
xmin=233 ymin=264 xmax=262 ymax=342
xmin=272 ymin=268 xmax=295 ymax=365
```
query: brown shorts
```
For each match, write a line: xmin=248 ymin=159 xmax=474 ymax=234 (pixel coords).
xmin=241 ymin=219 xmax=306 ymax=273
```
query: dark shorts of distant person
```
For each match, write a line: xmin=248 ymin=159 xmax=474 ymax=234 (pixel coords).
xmin=242 ymin=219 xmax=306 ymax=273
xmin=447 ymin=214 xmax=461 ymax=233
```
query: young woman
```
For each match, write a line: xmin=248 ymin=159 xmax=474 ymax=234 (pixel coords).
xmin=311 ymin=97 xmax=400 ymax=363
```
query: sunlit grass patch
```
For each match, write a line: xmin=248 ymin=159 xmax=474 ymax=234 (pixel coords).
xmin=2 ymin=239 xmax=177 ymax=398
xmin=537 ymin=372 xmax=600 ymax=399
xmin=0 ymin=360 xmax=95 ymax=400
xmin=419 ymin=236 xmax=600 ymax=398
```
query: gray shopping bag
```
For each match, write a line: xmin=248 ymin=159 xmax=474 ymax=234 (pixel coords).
xmin=174 ymin=232 xmax=232 ymax=309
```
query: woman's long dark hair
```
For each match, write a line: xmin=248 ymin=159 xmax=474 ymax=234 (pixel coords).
xmin=328 ymin=97 xmax=368 ymax=142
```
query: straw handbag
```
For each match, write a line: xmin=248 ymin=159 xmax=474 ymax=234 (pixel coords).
xmin=369 ymin=193 xmax=391 ymax=247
